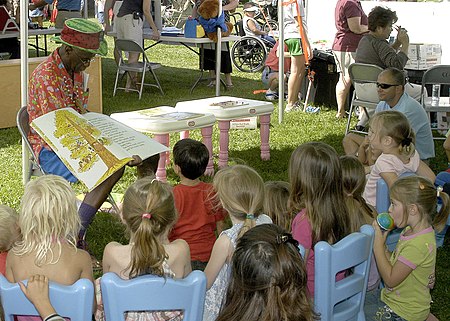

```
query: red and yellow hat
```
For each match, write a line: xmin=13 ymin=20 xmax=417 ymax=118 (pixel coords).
xmin=52 ymin=18 xmax=108 ymax=56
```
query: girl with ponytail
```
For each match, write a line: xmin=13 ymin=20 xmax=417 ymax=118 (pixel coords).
xmin=203 ymin=165 xmax=272 ymax=321
xmin=95 ymin=177 xmax=191 ymax=321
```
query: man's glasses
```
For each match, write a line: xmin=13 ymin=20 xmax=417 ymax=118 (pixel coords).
xmin=73 ymin=49 xmax=95 ymax=65
xmin=376 ymin=82 xmax=400 ymax=89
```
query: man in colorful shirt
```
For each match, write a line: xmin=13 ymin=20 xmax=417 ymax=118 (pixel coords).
xmin=27 ymin=18 xmax=141 ymax=245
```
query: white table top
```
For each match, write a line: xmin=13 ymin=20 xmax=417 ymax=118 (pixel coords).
xmin=0 ymin=28 xmax=62 ymax=39
xmin=175 ymin=96 xmax=274 ymax=120
xmin=110 ymin=106 xmax=216 ymax=134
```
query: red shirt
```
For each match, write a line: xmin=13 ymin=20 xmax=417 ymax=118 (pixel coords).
xmin=265 ymin=41 xmax=290 ymax=73
xmin=332 ymin=0 xmax=367 ymax=52
xmin=27 ymin=48 xmax=88 ymax=158
xmin=169 ymin=182 xmax=227 ymax=262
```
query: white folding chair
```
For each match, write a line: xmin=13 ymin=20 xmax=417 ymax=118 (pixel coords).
xmin=113 ymin=39 xmax=164 ymax=99
xmin=0 ymin=275 xmax=94 ymax=321
xmin=420 ymin=65 xmax=450 ymax=140
xmin=345 ymin=63 xmax=384 ymax=135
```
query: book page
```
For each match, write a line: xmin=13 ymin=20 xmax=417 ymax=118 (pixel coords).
xmin=31 ymin=108 xmax=167 ymax=191
xmin=84 ymin=112 xmax=168 ymax=157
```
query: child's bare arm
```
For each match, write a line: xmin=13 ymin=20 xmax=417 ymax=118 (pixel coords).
xmin=372 ymin=221 xmax=412 ymax=288
xmin=380 ymin=172 xmax=398 ymax=189
xmin=204 ymin=234 xmax=231 ymax=289
xmin=416 ymin=161 xmax=436 ymax=183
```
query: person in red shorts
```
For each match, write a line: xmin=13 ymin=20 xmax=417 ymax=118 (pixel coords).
xmin=169 ymin=139 xmax=227 ymax=271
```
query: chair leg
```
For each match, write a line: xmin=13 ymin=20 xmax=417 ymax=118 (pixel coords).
xmin=345 ymin=92 xmax=356 ymax=135
xmin=113 ymin=68 xmax=120 ymax=96
xmin=150 ymin=67 xmax=164 ymax=95
xmin=139 ymin=69 xmax=145 ymax=100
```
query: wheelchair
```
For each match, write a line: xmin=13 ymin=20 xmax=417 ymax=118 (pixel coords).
xmin=229 ymin=14 xmax=275 ymax=73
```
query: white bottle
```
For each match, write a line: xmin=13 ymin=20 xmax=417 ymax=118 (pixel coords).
xmin=432 ymin=84 xmax=440 ymax=104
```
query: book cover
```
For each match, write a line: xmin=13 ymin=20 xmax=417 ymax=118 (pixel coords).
xmin=31 ymin=108 xmax=168 ymax=191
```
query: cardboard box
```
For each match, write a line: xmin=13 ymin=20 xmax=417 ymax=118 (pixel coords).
xmin=406 ymin=43 xmax=442 ymax=70
xmin=230 ymin=117 xmax=257 ymax=130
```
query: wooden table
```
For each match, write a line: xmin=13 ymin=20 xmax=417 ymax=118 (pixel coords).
xmin=110 ymin=107 xmax=216 ymax=181
xmin=176 ymin=96 xmax=274 ymax=168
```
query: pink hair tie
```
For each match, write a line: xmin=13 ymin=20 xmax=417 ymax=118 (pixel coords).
xmin=142 ymin=213 xmax=152 ymax=219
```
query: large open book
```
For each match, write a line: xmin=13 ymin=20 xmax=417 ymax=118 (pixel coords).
xmin=30 ymin=108 xmax=169 ymax=191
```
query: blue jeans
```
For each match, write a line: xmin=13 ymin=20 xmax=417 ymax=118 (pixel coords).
xmin=39 ymin=148 xmax=78 ymax=183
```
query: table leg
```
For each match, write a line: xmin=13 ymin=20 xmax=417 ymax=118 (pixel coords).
xmin=190 ymin=44 xmax=205 ymax=94
xmin=153 ymin=133 xmax=170 ymax=182
xmin=201 ymin=126 xmax=214 ymax=176
xmin=259 ymin=114 xmax=271 ymax=161
xmin=35 ymin=35 xmax=40 ymax=57
xmin=218 ymin=120 xmax=230 ymax=168
xmin=180 ymin=131 xmax=190 ymax=139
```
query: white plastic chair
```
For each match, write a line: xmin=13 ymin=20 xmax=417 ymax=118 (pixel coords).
xmin=314 ymin=224 xmax=375 ymax=321
xmin=345 ymin=63 xmax=384 ymax=135
xmin=113 ymin=39 xmax=164 ymax=99
xmin=101 ymin=270 xmax=206 ymax=321
xmin=0 ymin=275 xmax=94 ymax=321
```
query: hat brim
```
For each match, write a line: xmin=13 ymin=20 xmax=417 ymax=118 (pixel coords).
xmin=52 ymin=35 xmax=108 ymax=56
xmin=244 ymin=7 xmax=259 ymax=12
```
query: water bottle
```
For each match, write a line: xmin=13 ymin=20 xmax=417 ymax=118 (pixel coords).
xmin=432 ymin=84 xmax=440 ymax=104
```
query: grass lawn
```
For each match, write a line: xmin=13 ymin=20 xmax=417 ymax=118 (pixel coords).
xmin=1 ymin=29 xmax=449 ymax=319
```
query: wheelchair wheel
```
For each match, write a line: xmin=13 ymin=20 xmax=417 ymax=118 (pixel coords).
xmin=231 ymin=36 xmax=268 ymax=73
xmin=263 ymin=19 xmax=278 ymax=32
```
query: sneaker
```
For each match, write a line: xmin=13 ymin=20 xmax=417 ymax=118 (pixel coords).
xmin=285 ymin=101 xmax=302 ymax=113
xmin=305 ymin=106 xmax=320 ymax=114
xmin=265 ymin=90 xmax=279 ymax=101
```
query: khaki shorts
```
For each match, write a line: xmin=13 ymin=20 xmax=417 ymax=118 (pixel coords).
xmin=285 ymin=38 xmax=303 ymax=56
xmin=55 ymin=10 xmax=82 ymax=29
xmin=116 ymin=13 xmax=144 ymax=45
xmin=332 ymin=50 xmax=356 ymax=76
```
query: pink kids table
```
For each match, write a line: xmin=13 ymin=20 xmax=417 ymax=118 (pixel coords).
xmin=175 ymin=96 xmax=274 ymax=168
xmin=110 ymin=107 xmax=216 ymax=181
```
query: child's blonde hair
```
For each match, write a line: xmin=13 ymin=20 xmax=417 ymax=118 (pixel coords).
xmin=0 ymin=205 xmax=18 ymax=252
xmin=122 ymin=177 xmax=177 ymax=278
xmin=289 ymin=142 xmax=350 ymax=245
xmin=390 ymin=176 xmax=450 ymax=232
xmin=369 ymin=110 xmax=416 ymax=158
xmin=213 ymin=165 xmax=264 ymax=238
xmin=263 ymin=181 xmax=293 ymax=231
xmin=340 ymin=156 xmax=377 ymax=232
xmin=12 ymin=175 xmax=80 ymax=266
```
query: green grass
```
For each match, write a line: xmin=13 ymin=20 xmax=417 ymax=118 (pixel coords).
xmin=3 ymin=29 xmax=450 ymax=319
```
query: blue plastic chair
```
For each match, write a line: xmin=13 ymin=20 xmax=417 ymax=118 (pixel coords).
xmin=0 ymin=275 xmax=94 ymax=321
xmin=376 ymin=173 xmax=416 ymax=251
xmin=100 ymin=270 xmax=207 ymax=321
xmin=314 ymin=225 xmax=375 ymax=321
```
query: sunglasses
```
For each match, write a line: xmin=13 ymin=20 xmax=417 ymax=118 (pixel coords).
xmin=73 ymin=49 xmax=95 ymax=65
xmin=376 ymin=82 xmax=400 ymax=89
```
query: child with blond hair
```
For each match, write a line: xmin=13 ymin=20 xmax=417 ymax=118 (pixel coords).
xmin=0 ymin=205 xmax=19 ymax=275
xmin=6 ymin=175 xmax=94 ymax=318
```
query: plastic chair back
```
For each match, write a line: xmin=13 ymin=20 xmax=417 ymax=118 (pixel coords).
xmin=0 ymin=275 xmax=94 ymax=321
xmin=314 ymin=225 xmax=374 ymax=321
xmin=101 ymin=271 xmax=207 ymax=321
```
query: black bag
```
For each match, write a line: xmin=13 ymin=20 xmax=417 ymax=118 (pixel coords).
xmin=303 ymin=49 xmax=339 ymax=108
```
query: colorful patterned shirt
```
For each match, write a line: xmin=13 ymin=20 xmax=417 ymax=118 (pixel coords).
xmin=27 ymin=48 xmax=88 ymax=159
